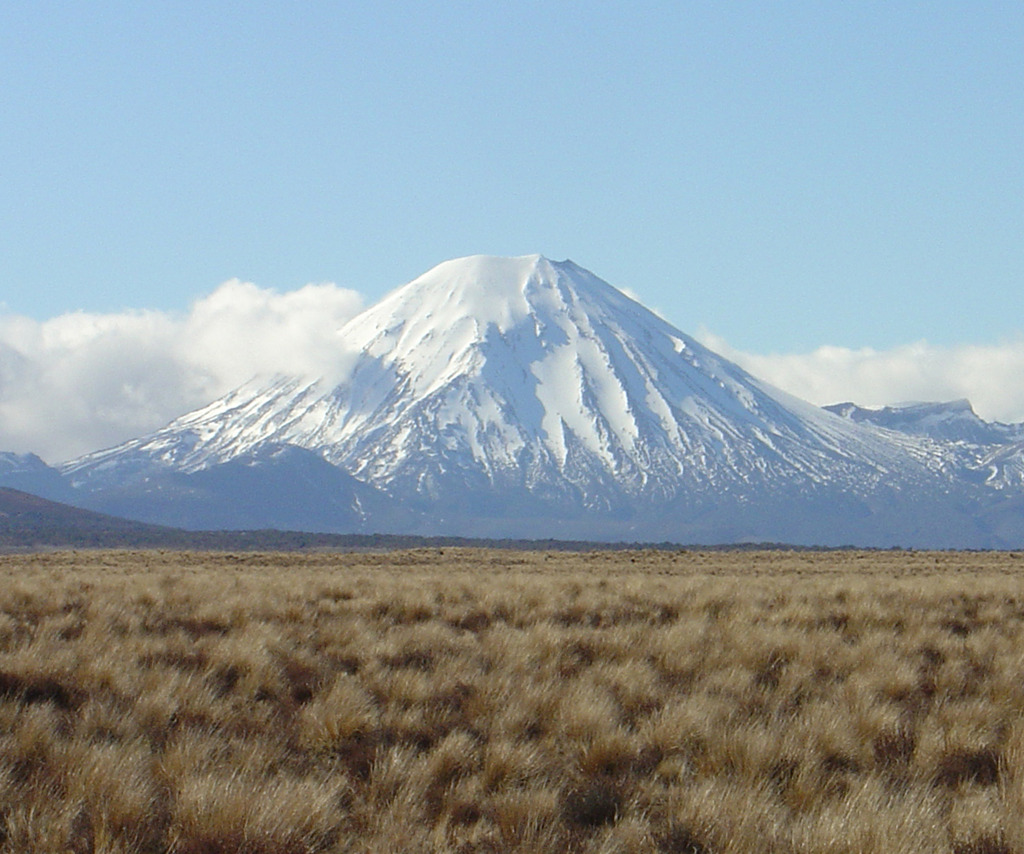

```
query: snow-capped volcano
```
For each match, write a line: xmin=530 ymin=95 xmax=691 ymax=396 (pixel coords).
xmin=64 ymin=256 xmax=913 ymax=495
xmin=56 ymin=255 xmax=1024 ymax=546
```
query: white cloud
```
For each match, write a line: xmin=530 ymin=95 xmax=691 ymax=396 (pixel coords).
xmin=695 ymin=329 xmax=1024 ymax=425
xmin=0 ymin=281 xmax=363 ymax=463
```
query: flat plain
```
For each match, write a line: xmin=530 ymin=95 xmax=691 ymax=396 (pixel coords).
xmin=2 ymin=548 xmax=1024 ymax=853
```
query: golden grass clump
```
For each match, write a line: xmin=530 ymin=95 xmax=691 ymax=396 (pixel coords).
xmin=2 ymin=547 xmax=1024 ymax=851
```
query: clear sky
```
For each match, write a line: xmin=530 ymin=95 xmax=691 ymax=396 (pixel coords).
xmin=2 ymin=2 xmax=1024 ymax=460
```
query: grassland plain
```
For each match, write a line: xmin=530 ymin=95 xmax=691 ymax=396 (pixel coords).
xmin=2 ymin=550 xmax=1024 ymax=853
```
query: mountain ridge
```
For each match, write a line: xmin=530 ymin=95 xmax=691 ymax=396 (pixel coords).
xmin=824 ymin=399 xmax=1024 ymax=445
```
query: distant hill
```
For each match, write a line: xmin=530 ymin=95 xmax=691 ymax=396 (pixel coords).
xmin=0 ymin=487 xmax=188 ymax=548
xmin=0 ymin=487 xmax=720 ymax=552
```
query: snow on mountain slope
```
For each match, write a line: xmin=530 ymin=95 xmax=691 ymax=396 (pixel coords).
xmin=63 ymin=255 xmax=954 ymax=508
xmin=974 ymin=440 xmax=1024 ymax=491
xmin=822 ymin=399 xmax=1024 ymax=497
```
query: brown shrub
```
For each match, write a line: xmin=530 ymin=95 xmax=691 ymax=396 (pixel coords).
xmin=0 ymin=548 xmax=1022 ymax=852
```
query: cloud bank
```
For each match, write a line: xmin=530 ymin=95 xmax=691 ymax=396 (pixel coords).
xmin=2 ymin=280 xmax=1023 ymax=464
xmin=696 ymin=330 xmax=1024 ymax=426
xmin=0 ymin=281 xmax=363 ymax=462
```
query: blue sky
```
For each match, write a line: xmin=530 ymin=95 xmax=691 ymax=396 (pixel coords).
xmin=3 ymin=2 xmax=1024 ymax=459
xmin=4 ymin=1 xmax=1023 ymax=350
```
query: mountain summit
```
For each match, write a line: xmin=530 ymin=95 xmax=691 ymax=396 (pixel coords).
xmin=57 ymin=255 xmax=1024 ymax=546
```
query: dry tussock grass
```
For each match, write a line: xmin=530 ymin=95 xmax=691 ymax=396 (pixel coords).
xmin=1 ymin=548 xmax=1024 ymax=852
